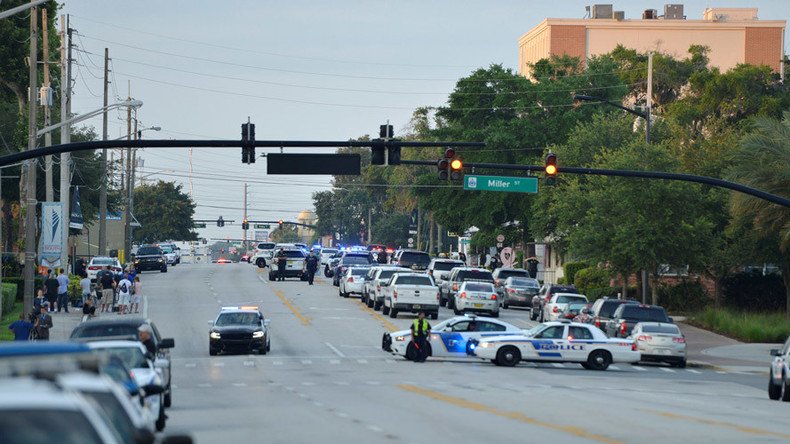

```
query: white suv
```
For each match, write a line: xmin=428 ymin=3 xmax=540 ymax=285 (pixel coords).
xmin=252 ymin=242 xmax=276 ymax=268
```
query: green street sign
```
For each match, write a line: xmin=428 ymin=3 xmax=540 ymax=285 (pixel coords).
xmin=464 ymin=175 xmax=538 ymax=194
xmin=254 ymin=224 xmax=270 ymax=229
xmin=194 ymin=223 xmax=207 ymax=228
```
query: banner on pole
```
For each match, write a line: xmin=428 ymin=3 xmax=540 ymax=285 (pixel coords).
xmin=69 ymin=186 xmax=84 ymax=229
xmin=39 ymin=202 xmax=63 ymax=267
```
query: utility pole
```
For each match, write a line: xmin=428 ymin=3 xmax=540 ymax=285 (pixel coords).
xmin=23 ymin=6 xmax=39 ymax=315
xmin=437 ymin=223 xmax=443 ymax=254
xmin=367 ymin=207 xmax=372 ymax=245
xmin=129 ymin=125 xmax=138 ymax=251
xmin=98 ymin=48 xmax=109 ymax=256
xmin=428 ymin=213 xmax=434 ymax=254
xmin=42 ymin=8 xmax=53 ymax=202
xmin=243 ymin=183 xmax=248 ymax=247
xmin=59 ymin=14 xmax=72 ymax=270
xmin=415 ymin=207 xmax=421 ymax=250
xmin=641 ymin=51 xmax=654 ymax=304
xmin=123 ymin=81 xmax=132 ymax=263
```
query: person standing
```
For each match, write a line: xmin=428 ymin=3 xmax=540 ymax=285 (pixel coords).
xmin=304 ymin=252 xmax=319 ymax=285
xmin=377 ymin=250 xmax=388 ymax=264
xmin=131 ymin=276 xmax=142 ymax=314
xmin=81 ymin=297 xmax=97 ymax=322
xmin=117 ymin=272 xmax=133 ymax=315
xmin=99 ymin=266 xmax=115 ymax=313
xmin=56 ymin=268 xmax=71 ymax=313
xmin=79 ymin=273 xmax=92 ymax=307
xmin=8 ymin=314 xmax=34 ymax=341
xmin=459 ymin=252 xmax=467 ymax=265
xmin=33 ymin=288 xmax=46 ymax=315
xmin=410 ymin=311 xmax=432 ymax=363
xmin=34 ymin=304 xmax=53 ymax=341
xmin=275 ymin=248 xmax=287 ymax=282
xmin=44 ymin=271 xmax=59 ymax=313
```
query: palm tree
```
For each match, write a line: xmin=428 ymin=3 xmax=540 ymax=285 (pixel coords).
xmin=729 ymin=111 xmax=790 ymax=316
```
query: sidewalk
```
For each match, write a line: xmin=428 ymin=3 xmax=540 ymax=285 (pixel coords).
xmin=48 ymin=309 xmax=84 ymax=341
xmin=678 ymin=321 xmax=779 ymax=373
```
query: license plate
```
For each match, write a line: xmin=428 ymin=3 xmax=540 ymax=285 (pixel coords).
xmin=659 ymin=349 xmax=671 ymax=355
xmin=413 ymin=304 xmax=421 ymax=309
xmin=474 ymin=303 xmax=483 ymax=308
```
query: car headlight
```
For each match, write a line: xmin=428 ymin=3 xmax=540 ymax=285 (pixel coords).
xmin=209 ymin=332 xmax=221 ymax=339
xmin=395 ymin=336 xmax=406 ymax=342
xmin=158 ymin=258 xmax=163 ymax=262
xmin=478 ymin=342 xmax=493 ymax=348
xmin=252 ymin=331 xmax=264 ymax=338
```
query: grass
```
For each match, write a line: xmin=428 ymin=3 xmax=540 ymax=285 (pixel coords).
xmin=689 ymin=307 xmax=790 ymax=343
xmin=0 ymin=302 xmax=24 ymax=342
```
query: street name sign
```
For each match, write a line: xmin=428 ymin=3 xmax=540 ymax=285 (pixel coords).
xmin=194 ymin=223 xmax=207 ymax=228
xmin=254 ymin=224 xmax=270 ymax=229
xmin=464 ymin=175 xmax=538 ymax=194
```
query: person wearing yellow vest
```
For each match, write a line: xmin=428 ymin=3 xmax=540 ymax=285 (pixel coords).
xmin=410 ymin=311 xmax=432 ymax=362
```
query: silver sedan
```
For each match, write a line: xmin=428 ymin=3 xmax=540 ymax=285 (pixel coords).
xmin=629 ymin=322 xmax=687 ymax=368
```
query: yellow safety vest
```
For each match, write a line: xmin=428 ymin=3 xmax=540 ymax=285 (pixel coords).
xmin=412 ymin=319 xmax=430 ymax=337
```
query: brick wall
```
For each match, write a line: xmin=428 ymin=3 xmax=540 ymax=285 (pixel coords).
xmin=744 ymin=27 xmax=783 ymax=72
xmin=550 ymin=25 xmax=586 ymax=60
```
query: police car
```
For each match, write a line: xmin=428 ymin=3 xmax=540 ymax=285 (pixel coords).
xmin=381 ymin=314 xmax=524 ymax=361
xmin=209 ymin=306 xmax=271 ymax=355
xmin=473 ymin=320 xmax=640 ymax=370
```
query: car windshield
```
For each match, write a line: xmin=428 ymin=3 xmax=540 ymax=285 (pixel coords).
xmin=343 ymin=255 xmax=371 ymax=265
xmin=100 ymin=360 xmax=134 ymax=387
xmin=557 ymin=295 xmax=587 ymax=304
xmin=81 ymin=392 xmax=136 ymax=439
xmin=621 ymin=306 xmax=669 ymax=322
xmin=509 ymin=278 xmax=539 ymax=288
xmin=458 ymin=270 xmax=494 ymax=282
xmin=377 ymin=269 xmax=402 ymax=280
xmin=322 ymin=249 xmax=338 ymax=255
xmin=160 ymin=246 xmax=173 ymax=253
xmin=136 ymin=247 xmax=161 ymax=255
xmin=395 ymin=275 xmax=433 ymax=286
xmin=434 ymin=261 xmax=463 ymax=271
xmin=94 ymin=347 xmax=149 ymax=369
xmin=91 ymin=258 xmax=114 ymax=265
xmin=258 ymin=243 xmax=275 ymax=250
xmin=0 ymin=409 xmax=103 ymax=444
xmin=282 ymin=250 xmax=305 ymax=258
xmin=641 ymin=324 xmax=680 ymax=334
xmin=465 ymin=283 xmax=494 ymax=292
xmin=216 ymin=312 xmax=260 ymax=326
xmin=497 ymin=269 xmax=529 ymax=279
xmin=566 ymin=303 xmax=587 ymax=311
xmin=524 ymin=325 xmax=544 ymax=337
xmin=398 ymin=252 xmax=430 ymax=265
xmin=71 ymin=324 xmax=138 ymax=339
xmin=350 ymin=268 xmax=370 ymax=276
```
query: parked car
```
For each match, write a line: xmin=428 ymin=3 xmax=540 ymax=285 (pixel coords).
xmin=319 ymin=248 xmax=339 ymax=266
xmin=768 ymin=336 xmax=790 ymax=401
xmin=589 ymin=297 xmax=639 ymax=331
xmin=500 ymin=277 xmax=540 ymax=309
xmin=541 ymin=293 xmax=589 ymax=322
xmin=629 ymin=322 xmax=687 ymax=368
xmin=87 ymin=256 xmax=123 ymax=282
xmin=604 ymin=304 xmax=672 ymax=338
xmin=252 ymin=242 xmax=277 ymax=268
xmin=531 ymin=284 xmax=579 ymax=321
xmin=132 ymin=245 xmax=168 ymax=273
xmin=332 ymin=252 xmax=373 ymax=286
xmin=453 ymin=281 xmax=499 ymax=317
xmin=381 ymin=272 xmax=439 ymax=319
xmin=391 ymin=249 xmax=431 ymax=271
xmin=269 ymin=248 xmax=307 ymax=281
xmin=427 ymin=258 xmax=465 ymax=287
xmin=324 ymin=251 xmax=344 ymax=277
xmin=338 ymin=266 xmax=371 ymax=298
xmin=442 ymin=267 xmax=495 ymax=309
xmin=491 ymin=268 xmax=530 ymax=298
xmin=560 ymin=302 xmax=590 ymax=320
xmin=362 ymin=266 xmax=410 ymax=310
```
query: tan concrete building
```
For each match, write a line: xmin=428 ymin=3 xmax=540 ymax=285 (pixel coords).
xmin=519 ymin=5 xmax=785 ymax=78
xmin=296 ymin=210 xmax=317 ymax=244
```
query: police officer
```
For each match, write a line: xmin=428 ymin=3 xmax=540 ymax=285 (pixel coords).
xmin=275 ymin=248 xmax=287 ymax=281
xmin=410 ymin=311 xmax=431 ymax=363
xmin=305 ymin=251 xmax=319 ymax=285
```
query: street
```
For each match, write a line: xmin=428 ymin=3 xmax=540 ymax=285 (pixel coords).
xmin=134 ymin=263 xmax=787 ymax=443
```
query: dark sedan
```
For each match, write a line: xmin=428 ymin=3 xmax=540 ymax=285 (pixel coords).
xmin=209 ymin=306 xmax=271 ymax=355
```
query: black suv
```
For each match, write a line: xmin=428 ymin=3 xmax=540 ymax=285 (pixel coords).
xmin=133 ymin=245 xmax=168 ymax=273
xmin=332 ymin=253 xmax=373 ymax=286
xmin=589 ymin=297 xmax=639 ymax=331
xmin=605 ymin=304 xmax=672 ymax=338
xmin=392 ymin=250 xmax=431 ymax=271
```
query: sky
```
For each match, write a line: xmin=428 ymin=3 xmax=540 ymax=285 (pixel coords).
xmin=58 ymin=0 xmax=789 ymax=241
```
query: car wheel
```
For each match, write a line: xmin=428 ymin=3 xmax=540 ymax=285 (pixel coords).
xmin=453 ymin=306 xmax=462 ymax=316
xmin=164 ymin=391 xmax=172 ymax=408
xmin=672 ymin=359 xmax=687 ymax=369
xmin=430 ymin=312 xmax=438 ymax=320
xmin=539 ymin=310 xmax=544 ymax=323
xmin=367 ymin=298 xmax=374 ymax=308
xmin=495 ymin=346 xmax=521 ymax=367
xmin=405 ymin=342 xmax=417 ymax=361
xmin=580 ymin=363 xmax=592 ymax=370
xmin=269 ymin=273 xmax=275 ymax=281
xmin=259 ymin=343 xmax=267 ymax=355
xmin=491 ymin=311 xmax=499 ymax=318
xmin=382 ymin=304 xmax=390 ymax=315
xmin=374 ymin=301 xmax=382 ymax=311
xmin=782 ymin=373 xmax=790 ymax=402
xmin=155 ymin=396 xmax=166 ymax=431
xmin=389 ymin=308 xmax=398 ymax=318
xmin=256 ymin=258 xmax=266 ymax=268
xmin=586 ymin=350 xmax=612 ymax=371
xmin=209 ymin=348 xmax=217 ymax=356
xmin=160 ymin=266 xmax=167 ymax=273
xmin=530 ymin=309 xmax=537 ymax=321
xmin=768 ymin=377 xmax=782 ymax=400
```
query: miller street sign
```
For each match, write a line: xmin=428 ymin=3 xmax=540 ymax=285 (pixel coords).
xmin=194 ymin=223 xmax=207 ymax=228
xmin=464 ymin=175 xmax=538 ymax=194
xmin=254 ymin=224 xmax=270 ymax=229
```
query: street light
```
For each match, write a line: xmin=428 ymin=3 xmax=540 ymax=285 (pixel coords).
xmin=113 ymin=125 xmax=160 ymax=141
xmin=36 ymin=99 xmax=143 ymax=137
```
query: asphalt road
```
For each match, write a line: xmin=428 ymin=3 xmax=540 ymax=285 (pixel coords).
xmin=137 ymin=263 xmax=788 ymax=443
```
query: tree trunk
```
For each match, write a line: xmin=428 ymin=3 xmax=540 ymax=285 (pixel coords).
xmin=0 ymin=75 xmax=25 ymax=115
xmin=783 ymin=258 xmax=790 ymax=319
xmin=651 ymin=272 xmax=659 ymax=306
xmin=621 ymin=272 xmax=628 ymax=300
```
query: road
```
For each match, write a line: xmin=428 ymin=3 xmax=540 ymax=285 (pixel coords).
xmin=138 ymin=263 xmax=787 ymax=443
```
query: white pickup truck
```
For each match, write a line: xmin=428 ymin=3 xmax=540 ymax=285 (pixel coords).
xmin=381 ymin=272 xmax=439 ymax=320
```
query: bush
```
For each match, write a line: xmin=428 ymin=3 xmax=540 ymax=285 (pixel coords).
xmin=556 ymin=276 xmax=567 ymax=285
xmin=721 ymin=271 xmax=786 ymax=312
xmin=2 ymin=277 xmax=45 ymax=301
xmin=574 ymin=267 xmax=610 ymax=294
xmin=690 ymin=308 xmax=790 ymax=343
xmin=563 ymin=262 xmax=589 ymax=286
xmin=1 ymin=283 xmax=15 ymax=316
xmin=657 ymin=280 xmax=710 ymax=314
xmin=586 ymin=287 xmax=619 ymax=302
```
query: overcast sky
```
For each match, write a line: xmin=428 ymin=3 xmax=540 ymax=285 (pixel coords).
xmin=59 ymin=0 xmax=789 ymax=241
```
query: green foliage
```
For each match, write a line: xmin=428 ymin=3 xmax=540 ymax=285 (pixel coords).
xmin=690 ymin=308 xmax=790 ymax=343
xmin=2 ymin=283 xmax=17 ymax=314
xmin=555 ymin=277 xmax=567 ymax=285
xmin=270 ymin=225 xmax=300 ymax=243
xmin=586 ymin=287 xmax=621 ymax=302
xmin=68 ymin=275 xmax=82 ymax=298
xmin=657 ymin=281 xmax=710 ymax=314
xmin=2 ymin=277 xmax=43 ymax=301
xmin=563 ymin=262 xmax=589 ymax=285
xmin=0 ymin=302 xmax=23 ymax=342
xmin=133 ymin=181 xmax=198 ymax=243
xmin=574 ymin=267 xmax=610 ymax=294
xmin=722 ymin=271 xmax=786 ymax=312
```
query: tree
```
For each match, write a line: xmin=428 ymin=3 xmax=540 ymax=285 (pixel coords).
xmin=729 ymin=112 xmax=790 ymax=316
xmin=132 ymin=181 xmax=197 ymax=243
xmin=270 ymin=225 xmax=300 ymax=243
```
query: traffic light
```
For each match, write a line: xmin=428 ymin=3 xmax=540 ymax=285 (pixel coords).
xmin=438 ymin=148 xmax=462 ymax=181
xmin=371 ymin=140 xmax=386 ymax=165
xmin=242 ymin=219 xmax=249 ymax=230
xmin=387 ymin=143 xmax=401 ymax=165
xmin=241 ymin=122 xmax=256 ymax=164
xmin=371 ymin=124 xmax=400 ymax=166
xmin=450 ymin=158 xmax=463 ymax=181
xmin=545 ymin=152 xmax=557 ymax=185
xmin=217 ymin=216 xmax=225 ymax=227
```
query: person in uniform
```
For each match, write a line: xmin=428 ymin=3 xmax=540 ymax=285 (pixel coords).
xmin=410 ymin=311 xmax=432 ymax=363
xmin=305 ymin=252 xmax=319 ymax=285
xmin=275 ymin=248 xmax=287 ymax=281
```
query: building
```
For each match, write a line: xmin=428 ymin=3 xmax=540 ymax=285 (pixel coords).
xmin=295 ymin=210 xmax=317 ymax=244
xmin=519 ymin=5 xmax=785 ymax=79
xmin=72 ymin=212 xmax=138 ymax=263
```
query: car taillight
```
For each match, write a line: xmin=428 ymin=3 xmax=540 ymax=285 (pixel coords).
xmin=673 ymin=337 xmax=686 ymax=343
xmin=491 ymin=294 xmax=497 ymax=300
xmin=393 ymin=291 xmax=398 ymax=299
xmin=632 ymin=342 xmax=638 ymax=351
xmin=347 ymin=277 xmax=354 ymax=283
xmin=620 ymin=322 xmax=627 ymax=336
xmin=552 ymin=306 xmax=558 ymax=313
xmin=376 ymin=285 xmax=381 ymax=291
xmin=88 ymin=266 xmax=99 ymax=270
xmin=507 ymin=288 xmax=516 ymax=293
xmin=436 ymin=292 xmax=440 ymax=300
xmin=594 ymin=317 xmax=601 ymax=328
xmin=459 ymin=292 xmax=467 ymax=299
xmin=637 ymin=335 xmax=652 ymax=341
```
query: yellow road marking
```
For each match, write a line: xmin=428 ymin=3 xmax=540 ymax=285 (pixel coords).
xmin=398 ymin=384 xmax=623 ymax=444
xmin=358 ymin=300 xmax=398 ymax=332
xmin=269 ymin=286 xmax=311 ymax=326
xmin=640 ymin=408 xmax=790 ymax=440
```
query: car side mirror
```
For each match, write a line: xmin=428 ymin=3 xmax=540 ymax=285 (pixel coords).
xmin=141 ymin=384 xmax=165 ymax=396
xmin=770 ymin=349 xmax=781 ymax=356
xmin=667 ymin=317 xmax=674 ymax=323
xmin=207 ymin=320 xmax=214 ymax=326
xmin=263 ymin=319 xmax=271 ymax=327
xmin=159 ymin=338 xmax=175 ymax=349
xmin=443 ymin=327 xmax=453 ymax=332
xmin=161 ymin=434 xmax=194 ymax=444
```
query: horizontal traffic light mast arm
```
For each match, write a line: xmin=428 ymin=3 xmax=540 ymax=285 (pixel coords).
xmin=0 ymin=139 xmax=485 ymax=167
xmin=400 ymin=160 xmax=790 ymax=207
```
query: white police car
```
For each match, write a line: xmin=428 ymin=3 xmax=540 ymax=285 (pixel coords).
xmin=381 ymin=314 xmax=524 ymax=361
xmin=473 ymin=320 xmax=640 ymax=370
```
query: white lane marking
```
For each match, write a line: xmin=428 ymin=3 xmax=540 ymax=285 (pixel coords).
xmin=244 ymin=360 xmax=255 ymax=367
xmin=213 ymin=362 xmax=225 ymax=367
xmin=185 ymin=363 xmax=197 ymax=368
xmin=142 ymin=295 xmax=149 ymax=318
xmin=686 ymin=369 xmax=701 ymax=374
xmin=551 ymin=363 xmax=565 ymax=368
xmin=325 ymin=342 xmax=346 ymax=358
xmin=631 ymin=365 xmax=647 ymax=371
xmin=197 ymin=383 xmax=212 ymax=388
xmin=366 ymin=381 xmax=381 ymax=385
xmin=298 ymin=393 xmax=309 ymax=399
xmin=367 ymin=425 xmax=384 ymax=433
xmin=333 ymin=381 xmax=350 ymax=386
xmin=232 ymin=383 xmax=247 ymax=387
xmin=301 ymin=360 xmax=313 ymax=365
xmin=659 ymin=367 xmax=675 ymax=373
xmin=313 ymin=402 xmax=324 ymax=407
xmin=716 ymin=371 xmax=727 ymax=374
xmin=336 ymin=412 xmax=349 ymax=418
xmin=301 ymin=382 xmax=316 ymax=386
xmin=608 ymin=365 xmax=621 ymax=371
xmin=273 ymin=361 xmax=283 ymax=366
xmin=357 ymin=359 xmax=368 ymax=364
xmin=330 ymin=360 xmax=341 ymax=365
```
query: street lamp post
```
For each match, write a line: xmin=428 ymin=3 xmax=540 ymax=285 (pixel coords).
xmin=124 ymin=124 xmax=160 ymax=263
xmin=573 ymin=93 xmax=651 ymax=302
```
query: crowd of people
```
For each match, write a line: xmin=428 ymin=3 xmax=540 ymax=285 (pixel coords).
xmin=7 ymin=263 xmax=144 ymax=341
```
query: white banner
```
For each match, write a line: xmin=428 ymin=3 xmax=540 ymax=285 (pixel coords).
xmin=39 ymin=202 xmax=63 ymax=266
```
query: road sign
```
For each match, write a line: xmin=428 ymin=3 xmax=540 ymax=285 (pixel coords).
xmin=500 ymin=247 xmax=514 ymax=267
xmin=194 ymin=222 xmax=207 ymax=228
xmin=496 ymin=242 xmax=503 ymax=248
xmin=408 ymin=238 xmax=414 ymax=243
xmin=496 ymin=234 xmax=505 ymax=243
xmin=254 ymin=224 xmax=270 ymax=229
xmin=408 ymin=229 xmax=417 ymax=235
xmin=464 ymin=175 xmax=538 ymax=194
